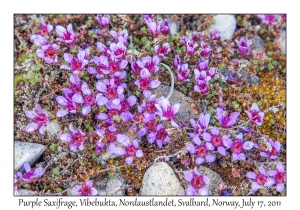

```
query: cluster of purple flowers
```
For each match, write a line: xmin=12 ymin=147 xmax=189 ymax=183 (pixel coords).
xmin=173 ymin=54 xmax=190 ymax=83
xmin=23 ymin=14 xmax=285 ymax=196
xmin=194 ymin=58 xmax=217 ymax=94
xmin=183 ymin=167 xmax=210 ymax=195
xmin=143 ymin=15 xmax=170 ymax=37
xmin=235 ymin=36 xmax=252 ymax=56
xmin=247 ymin=162 xmax=285 ymax=193
xmin=28 ymin=14 xmax=180 ymax=166
xmin=186 ymin=104 xmax=268 ymax=165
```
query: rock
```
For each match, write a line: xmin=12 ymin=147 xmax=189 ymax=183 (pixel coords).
xmin=197 ymin=166 xmax=223 ymax=195
xmin=45 ymin=120 xmax=61 ymax=139
xmin=17 ymin=189 xmax=38 ymax=196
xmin=253 ymin=35 xmax=265 ymax=51
xmin=14 ymin=141 xmax=47 ymax=172
xmin=168 ymin=18 xmax=180 ymax=36
xmin=152 ymin=85 xmax=198 ymax=123
xmin=276 ymin=30 xmax=286 ymax=54
xmin=96 ymin=174 xmax=126 ymax=195
xmin=247 ymin=74 xmax=260 ymax=87
xmin=212 ymin=15 xmax=236 ymax=41
xmin=139 ymin=162 xmax=185 ymax=195
xmin=67 ymin=183 xmax=79 ymax=196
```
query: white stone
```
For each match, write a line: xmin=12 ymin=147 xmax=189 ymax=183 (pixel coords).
xmin=97 ymin=174 xmax=126 ymax=196
xmin=14 ymin=141 xmax=47 ymax=172
xmin=139 ymin=162 xmax=185 ymax=195
xmin=17 ymin=189 xmax=38 ymax=196
xmin=45 ymin=120 xmax=61 ymax=138
xmin=212 ymin=15 xmax=236 ymax=41
xmin=169 ymin=20 xmax=179 ymax=36
xmin=276 ymin=30 xmax=286 ymax=54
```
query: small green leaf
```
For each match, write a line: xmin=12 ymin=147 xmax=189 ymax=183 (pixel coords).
xmin=34 ymin=64 xmax=41 ymax=71
xmin=270 ymin=119 xmax=275 ymax=125
xmin=219 ymin=63 xmax=226 ymax=70
xmin=272 ymin=60 xmax=278 ymax=66
xmin=259 ymin=28 xmax=266 ymax=34
xmin=259 ymin=188 xmax=266 ymax=193
xmin=257 ymin=101 xmax=262 ymax=106
xmin=91 ymin=152 xmax=96 ymax=159
xmin=208 ymin=109 xmax=214 ymax=115
xmin=268 ymin=63 xmax=274 ymax=70
xmin=99 ymin=106 xmax=107 ymax=113
xmin=108 ymin=172 xmax=116 ymax=179
xmin=52 ymin=168 xmax=60 ymax=176
xmin=55 ymin=188 xmax=62 ymax=193
xmin=49 ymin=143 xmax=58 ymax=151
xmin=23 ymin=184 xmax=31 ymax=189
xmin=22 ymin=54 xmax=29 ymax=61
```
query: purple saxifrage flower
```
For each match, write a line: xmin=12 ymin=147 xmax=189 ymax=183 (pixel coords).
xmin=30 ymin=34 xmax=50 ymax=47
xmin=134 ymin=68 xmax=161 ymax=92
xmin=87 ymin=55 xmax=110 ymax=79
xmin=268 ymin=162 xmax=286 ymax=192
xmin=215 ymin=108 xmax=240 ymax=128
xmin=246 ymin=165 xmax=276 ymax=192
xmin=235 ymin=36 xmax=252 ymax=56
xmin=145 ymin=19 xmax=161 ymax=37
xmin=189 ymin=113 xmax=210 ymax=140
xmin=147 ymin=124 xmax=170 ymax=149
xmin=16 ymin=162 xmax=45 ymax=183
xmin=173 ymin=54 xmax=182 ymax=69
xmin=55 ymin=24 xmax=76 ymax=45
xmin=186 ymin=137 xmax=216 ymax=165
xmin=203 ymin=128 xmax=233 ymax=156
xmin=25 ymin=104 xmax=50 ymax=135
xmin=230 ymin=133 xmax=255 ymax=161
xmin=79 ymin=81 xmax=100 ymax=115
xmin=155 ymin=97 xmax=180 ymax=128
xmin=95 ymin=141 xmax=105 ymax=153
xmin=110 ymin=29 xmax=128 ymax=46
xmin=245 ymin=103 xmax=264 ymax=126
xmin=96 ymin=78 xmax=126 ymax=101
xmin=60 ymin=50 xmax=89 ymax=74
xmin=56 ymin=94 xmax=79 ymax=117
xmin=183 ymin=167 xmax=210 ymax=196
xmin=96 ymin=14 xmax=110 ymax=28
xmin=39 ymin=16 xmax=53 ymax=36
xmin=160 ymin=19 xmax=170 ymax=36
xmin=107 ymin=41 xmax=127 ymax=61
xmin=131 ymin=58 xmax=144 ymax=75
xmin=210 ymin=28 xmax=220 ymax=41
xmin=257 ymin=15 xmax=278 ymax=25
xmin=260 ymin=138 xmax=281 ymax=159
xmin=176 ymin=63 xmax=190 ymax=82
xmin=154 ymin=43 xmax=171 ymax=59
xmin=111 ymin=135 xmax=144 ymax=165
xmin=200 ymin=41 xmax=212 ymax=57
xmin=35 ymin=43 xmax=60 ymax=64
xmin=73 ymin=180 xmax=98 ymax=196
xmin=197 ymin=58 xmax=209 ymax=71
xmin=60 ymin=124 xmax=86 ymax=151
xmin=141 ymin=55 xmax=160 ymax=73
xmin=185 ymin=38 xmax=198 ymax=55
xmin=14 ymin=174 xmax=19 ymax=195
